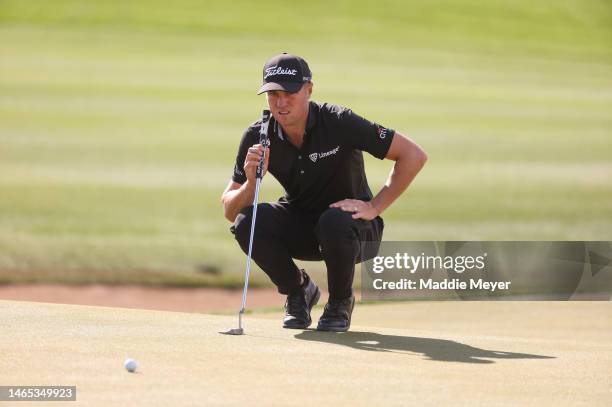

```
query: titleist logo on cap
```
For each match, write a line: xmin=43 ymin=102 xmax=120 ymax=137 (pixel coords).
xmin=264 ymin=66 xmax=298 ymax=79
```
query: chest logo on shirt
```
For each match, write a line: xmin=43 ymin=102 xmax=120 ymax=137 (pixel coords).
xmin=309 ymin=146 xmax=340 ymax=163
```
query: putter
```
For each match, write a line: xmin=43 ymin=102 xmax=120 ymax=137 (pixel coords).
xmin=223 ymin=109 xmax=271 ymax=336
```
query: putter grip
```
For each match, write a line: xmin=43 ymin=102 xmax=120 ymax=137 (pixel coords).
xmin=256 ymin=109 xmax=271 ymax=179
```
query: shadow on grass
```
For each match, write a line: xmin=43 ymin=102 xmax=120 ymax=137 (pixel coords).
xmin=294 ymin=330 xmax=555 ymax=364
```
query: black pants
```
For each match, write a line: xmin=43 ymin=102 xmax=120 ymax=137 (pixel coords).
xmin=232 ymin=202 xmax=384 ymax=300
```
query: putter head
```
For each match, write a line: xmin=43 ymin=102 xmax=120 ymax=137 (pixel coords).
xmin=220 ymin=327 xmax=244 ymax=336
xmin=220 ymin=302 xmax=246 ymax=336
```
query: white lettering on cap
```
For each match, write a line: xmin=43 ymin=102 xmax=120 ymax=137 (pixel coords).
xmin=264 ymin=66 xmax=298 ymax=79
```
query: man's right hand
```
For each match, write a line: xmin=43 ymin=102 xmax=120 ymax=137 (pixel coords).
xmin=221 ymin=144 xmax=270 ymax=222
xmin=244 ymin=143 xmax=269 ymax=183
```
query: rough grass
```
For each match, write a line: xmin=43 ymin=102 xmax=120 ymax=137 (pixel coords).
xmin=0 ymin=0 xmax=611 ymax=285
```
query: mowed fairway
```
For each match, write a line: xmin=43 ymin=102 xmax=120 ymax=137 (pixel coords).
xmin=1 ymin=300 xmax=611 ymax=406
xmin=1 ymin=0 xmax=611 ymax=286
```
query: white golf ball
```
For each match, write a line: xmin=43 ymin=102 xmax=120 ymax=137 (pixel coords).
xmin=124 ymin=358 xmax=138 ymax=373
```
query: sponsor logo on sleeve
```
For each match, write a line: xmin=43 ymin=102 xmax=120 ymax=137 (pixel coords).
xmin=377 ymin=125 xmax=389 ymax=139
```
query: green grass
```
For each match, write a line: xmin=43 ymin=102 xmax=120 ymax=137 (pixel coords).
xmin=0 ymin=0 xmax=611 ymax=286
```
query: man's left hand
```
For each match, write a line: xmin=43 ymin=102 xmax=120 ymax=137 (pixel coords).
xmin=330 ymin=199 xmax=380 ymax=220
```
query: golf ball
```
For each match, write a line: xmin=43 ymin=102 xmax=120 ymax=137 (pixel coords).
xmin=124 ymin=358 xmax=138 ymax=373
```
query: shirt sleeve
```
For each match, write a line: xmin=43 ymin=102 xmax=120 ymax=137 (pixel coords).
xmin=231 ymin=128 xmax=256 ymax=184
xmin=338 ymin=109 xmax=395 ymax=160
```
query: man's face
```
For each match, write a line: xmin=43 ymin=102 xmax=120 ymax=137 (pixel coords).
xmin=266 ymin=82 xmax=312 ymax=128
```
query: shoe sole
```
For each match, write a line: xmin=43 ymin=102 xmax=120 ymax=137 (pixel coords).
xmin=283 ymin=287 xmax=321 ymax=329
xmin=316 ymin=325 xmax=350 ymax=332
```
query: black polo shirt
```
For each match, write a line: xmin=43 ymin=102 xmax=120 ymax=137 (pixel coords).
xmin=231 ymin=101 xmax=395 ymax=217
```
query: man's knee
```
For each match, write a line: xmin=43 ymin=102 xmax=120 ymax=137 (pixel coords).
xmin=315 ymin=208 xmax=358 ymax=242
xmin=231 ymin=205 xmax=254 ymax=248
xmin=232 ymin=203 xmax=280 ymax=248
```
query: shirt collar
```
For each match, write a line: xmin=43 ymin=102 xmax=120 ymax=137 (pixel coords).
xmin=306 ymin=101 xmax=317 ymax=130
xmin=275 ymin=119 xmax=284 ymax=140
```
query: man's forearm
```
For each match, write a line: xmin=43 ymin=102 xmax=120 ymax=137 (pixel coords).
xmin=371 ymin=153 xmax=426 ymax=215
xmin=222 ymin=181 xmax=256 ymax=222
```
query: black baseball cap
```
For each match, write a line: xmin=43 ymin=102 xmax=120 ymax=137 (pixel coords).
xmin=257 ymin=53 xmax=312 ymax=95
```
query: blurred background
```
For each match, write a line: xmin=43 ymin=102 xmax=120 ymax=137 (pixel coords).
xmin=1 ymin=0 xmax=610 ymax=290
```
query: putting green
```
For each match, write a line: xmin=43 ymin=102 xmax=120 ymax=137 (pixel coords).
xmin=1 ymin=300 xmax=610 ymax=406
